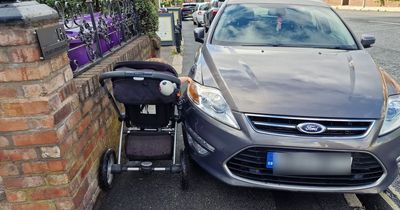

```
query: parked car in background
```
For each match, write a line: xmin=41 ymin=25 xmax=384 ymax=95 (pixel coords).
xmin=185 ymin=0 xmax=400 ymax=194
xmin=203 ymin=0 xmax=224 ymax=32
xmin=181 ymin=3 xmax=197 ymax=20
xmin=193 ymin=2 xmax=210 ymax=26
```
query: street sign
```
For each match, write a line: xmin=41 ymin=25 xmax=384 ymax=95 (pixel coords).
xmin=36 ymin=24 xmax=69 ymax=60
xmin=167 ymin=7 xmax=182 ymax=27
xmin=157 ymin=13 xmax=175 ymax=46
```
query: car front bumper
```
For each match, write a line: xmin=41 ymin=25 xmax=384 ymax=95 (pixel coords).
xmin=182 ymin=100 xmax=400 ymax=193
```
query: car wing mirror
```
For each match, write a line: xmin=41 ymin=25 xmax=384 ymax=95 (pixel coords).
xmin=361 ymin=34 xmax=376 ymax=48
xmin=194 ymin=27 xmax=205 ymax=44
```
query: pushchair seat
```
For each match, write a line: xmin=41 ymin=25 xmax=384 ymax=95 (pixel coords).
xmin=100 ymin=61 xmax=181 ymax=129
xmin=113 ymin=61 xmax=178 ymax=105
xmin=113 ymin=69 xmax=178 ymax=105
xmin=98 ymin=61 xmax=189 ymax=191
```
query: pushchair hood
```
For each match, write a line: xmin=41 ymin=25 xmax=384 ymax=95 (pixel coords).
xmin=99 ymin=61 xmax=180 ymax=105
xmin=114 ymin=61 xmax=178 ymax=76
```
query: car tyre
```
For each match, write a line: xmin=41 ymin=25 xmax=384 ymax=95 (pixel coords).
xmin=99 ymin=148 xmax=116 ymax=191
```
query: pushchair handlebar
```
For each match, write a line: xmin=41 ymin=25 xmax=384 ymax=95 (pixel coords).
xmin=98 ymin=68 xmax=181 ymax=122
xmin=99 ymin=68 xmax=181 ymax=87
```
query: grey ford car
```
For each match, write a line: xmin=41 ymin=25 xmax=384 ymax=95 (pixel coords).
xmin=182 ymin=0 xmax=400 ymax=193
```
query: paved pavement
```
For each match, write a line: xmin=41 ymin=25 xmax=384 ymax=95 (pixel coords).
xmin=334 ymin=6 xmax=400 ymax=12
xmin=96 ymin=10 xmax=400 ymax=210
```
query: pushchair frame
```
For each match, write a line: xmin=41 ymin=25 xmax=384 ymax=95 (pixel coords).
xmin=97 ymin=61 xmax=190 ymax=191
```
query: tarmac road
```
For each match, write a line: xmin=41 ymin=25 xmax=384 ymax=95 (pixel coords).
xmin=339 ymin=10 xmax=400 ymax=80
xmin=96 ymin=10 xmax=400 ymax=210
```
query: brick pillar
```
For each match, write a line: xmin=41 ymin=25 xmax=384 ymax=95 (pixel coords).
xmin=0 ymin=1 xmax=78 ymax=209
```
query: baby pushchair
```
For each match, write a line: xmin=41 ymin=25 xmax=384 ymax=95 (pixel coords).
xmin=98 ymin=61 xmax=190 ymax=191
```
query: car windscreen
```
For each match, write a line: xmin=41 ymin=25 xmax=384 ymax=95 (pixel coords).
xmin=212 ymin=4 xmax=358 ymax=50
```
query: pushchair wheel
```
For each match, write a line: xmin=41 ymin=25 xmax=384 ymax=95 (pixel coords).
xmin=99 ymin=149 xmax=116 ymax=191
xmin=180 ymin=149 xmax=190 ymax=191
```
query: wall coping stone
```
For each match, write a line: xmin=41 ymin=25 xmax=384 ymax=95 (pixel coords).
xmin=0 ymin=1 xmax=58 ymax=24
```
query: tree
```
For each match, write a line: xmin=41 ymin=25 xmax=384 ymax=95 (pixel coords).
xmin=136 ymin=0 xmax=159 ymax=35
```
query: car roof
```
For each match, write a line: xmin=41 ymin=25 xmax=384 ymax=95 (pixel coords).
xmin=225 ymin=0 xmax=329 ymax=7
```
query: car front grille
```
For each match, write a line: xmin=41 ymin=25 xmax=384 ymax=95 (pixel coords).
xmin=246 ymin=114 xmax=374 ymax=138
xmin=226 ymin=147 xmax=384 ymax=187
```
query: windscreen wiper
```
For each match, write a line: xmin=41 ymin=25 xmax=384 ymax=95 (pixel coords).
xmin=324 ymin=46 xmax=356 ymax=50
xmin=240 ymin=43 xmax=284 ymax=47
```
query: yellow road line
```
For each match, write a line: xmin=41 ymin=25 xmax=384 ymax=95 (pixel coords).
xmin=389 ymin=186 xmax=400 ymax=201
xmin=344 ymin=193 xmax=364 ymax=209
xmin=379 ymin=192 xmax=400 ymax=210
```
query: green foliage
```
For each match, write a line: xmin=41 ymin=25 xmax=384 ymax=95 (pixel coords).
xmin=150 ymin=0 xmax=158 ymax=7
xmin=38 ymin=0 xmax=160 ymax=35
xmin=37 ymin=0 xmax=57 ymax=7
xmin=136 ymin=0 xmax=159 ymax=35
xmin=160 ymin=2 xmax=170 ymax=7
xmin=161 ymin=0 xmax=185 ymax=7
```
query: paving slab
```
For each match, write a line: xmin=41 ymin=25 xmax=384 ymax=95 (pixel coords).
xmin=334 ymin=5 xmax=400 ymax=12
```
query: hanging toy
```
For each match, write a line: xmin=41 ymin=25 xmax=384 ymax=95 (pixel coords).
xmin=159 ymin=80 xmax=177 ymax=96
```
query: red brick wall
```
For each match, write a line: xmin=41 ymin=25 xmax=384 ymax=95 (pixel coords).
xmin=67 ymin=36 xmax=157 ymax=210
xmin=365 ymin=0 xmax=382 ymax=6
xmin=0 ymin=17 xmax=75 ymax=209
xmin=349 ymin=0 xmax=364 ymax=6
xmin=325 ymin=0 xmax=343 ymax=6
xmin=385 ymin=0 xmax=400 ymax=7
xmin=327 ymin=0 xmax=400 ymax=6
xmin=0 ymin=11 xmax=158 ymax=210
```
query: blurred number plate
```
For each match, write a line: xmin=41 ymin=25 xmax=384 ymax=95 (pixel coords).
xmin=266 ymin=152 xmax=352 ymax=176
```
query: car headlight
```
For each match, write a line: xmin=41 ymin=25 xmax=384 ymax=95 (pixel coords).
xmin=379 ymin=95 xmax=400 ymax=136
xmin=187 ymin=82 xmax=239 ymax=129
